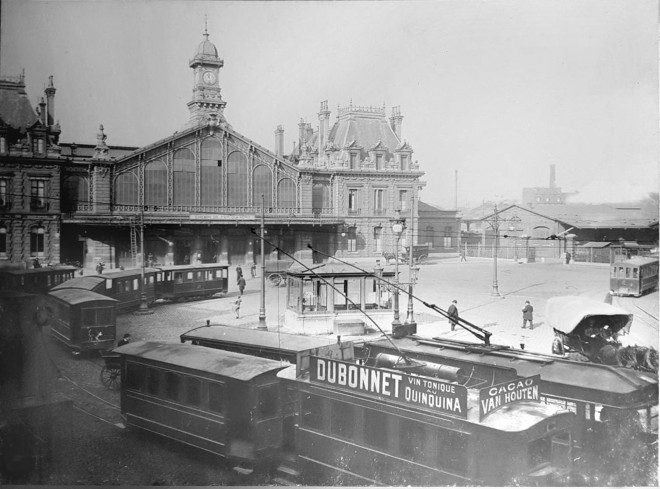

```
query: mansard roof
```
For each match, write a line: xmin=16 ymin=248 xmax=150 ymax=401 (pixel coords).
xmin=0 ymin=78 xmax=39 ymax=132
xmin=329 ymin=105 xmax=400 ymax=156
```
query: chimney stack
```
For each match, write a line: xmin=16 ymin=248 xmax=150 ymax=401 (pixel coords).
xmin=549 ymin=164 xmax=556 ymax=188
xmin=45 ymin=75 xmax=56 ymax=127
xmin=390 ymin=106 xmax=403 ymax=140
xmin=275 ymin=125 xmax=284 ymax=158
xmin=298 ymin=118 xmax=307 ymax=148
xmin=38 ymin=97 xmax=47 ymax=124
xmin=318 ymin=100 xmax=330 ymax=152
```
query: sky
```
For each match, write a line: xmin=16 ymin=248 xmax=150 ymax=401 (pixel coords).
xmin=1 ymin=0 xmax=658 ymax=209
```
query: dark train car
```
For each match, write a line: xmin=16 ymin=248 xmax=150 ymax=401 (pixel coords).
xmin=0 ymin=265 xmax=77 ymax=294
xmin=610 ymin=257 xmax=659 ymax=297
xmin=0 ymin=292 xmax=73 ymax=483
xmin=180 ymin=322 xmax=352 ymax=368
xmin=48 ymin=288 xmax=118 ymax=354
xmin=50 ymin=275 xmax=107 ymax=295
xmin=154 ymin=264 xmax=229 ymax=300
xmin=359 ymin=335 xmax=659 ymax=484
xmin=279 ymin=355 xmax=576 ymax=486
xmin=97 ymin=268 xmax=158 ymax=312
xmin=116 ymin=341 xmax=287 ymax=468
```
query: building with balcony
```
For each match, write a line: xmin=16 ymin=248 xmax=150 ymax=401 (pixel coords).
xmin=61 ymin=29 xmax=427 ymax=269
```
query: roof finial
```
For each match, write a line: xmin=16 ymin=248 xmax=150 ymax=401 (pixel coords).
xmin=204 ymin=14 xmax=208 ymax=38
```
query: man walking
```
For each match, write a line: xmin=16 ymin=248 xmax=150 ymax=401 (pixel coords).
xmin=232 ymin=297 xmax=242 ymax=319
xmin=522 ymin=300 xmax=534 ymax=329
xmin=237 ymin=275 xmax=246 ymax=296
xmin=447 ymin=300 xmax=459 ymax=331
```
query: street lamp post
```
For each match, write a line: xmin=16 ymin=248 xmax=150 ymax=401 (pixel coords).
xmin=390 ymin=210 xmax=406 ymax=330
xmin=258 ymin=194 xmax=267 ymax=329
xmin=374 ymin=259 xmax=383 ymax=310
xmin=404 ymin=204 xmax=417 ymax=334
xmin=491 ymin=206 xmax=501 ymax=297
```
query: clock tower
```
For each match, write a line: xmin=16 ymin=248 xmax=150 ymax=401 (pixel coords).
xmin=187 ymin=27 xmax=227 ymax=127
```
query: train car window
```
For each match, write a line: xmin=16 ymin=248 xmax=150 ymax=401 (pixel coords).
xmin=436 ymin=428 xmax=468 ymax=473
xmin=610 ymin=267 xmax=617 ymax=278
xmin=125 ymin=362 xmax=145 ymax=391
xmin=174 ymin=272 xmax=183 ymax=283
xmin=133 ymin=279 xmax=139 ymax=290
xmin=258 ymin=384 xmax=279 ymax=417
xmin=633 ymin=268 xmax=639 ymax=278
xmin=47 ymin=275 xmax=52 ymax=287
xmin=302 ymin=394 xmax=324 ymax=430
xmin=164 ymin=371 xmax=181 ymax=401
xmin=399 ymin=418 xmax=426 ymax=462
xmin=208 ymin=382 xmax=225 ymax=413
xmin=186 ymin=377 xmax=201 ymax=406
xmin=330 ymin=400 xmax=354 ymax=438
xmin=194 ymin=271 xmax=202 ymax=282
xmin=618 ymin=267 xmax=624 ymax=276
xmin=97 ymin=306 xmax=113 ymax=325
xmin=146 ymin=367 xmax=160 ymax=396
xmin=81 ymin=308 xmax=96 ymax=326
xmin=106 ymin=278 xmax=113 ymax=290
xmin=528 ymin=435 xmax=552 ymax=468
xmin=364 ymin=407 xmax=388 ymax=449
xmin=185 ymin=272 xmax=193 ymax=282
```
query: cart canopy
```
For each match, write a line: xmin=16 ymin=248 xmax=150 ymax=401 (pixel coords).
xmin=545 ymin=296 xmax=633 ymax=336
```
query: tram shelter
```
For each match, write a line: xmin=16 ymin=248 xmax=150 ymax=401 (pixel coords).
xmin=284 ymin=260 xmax=395 ymax=335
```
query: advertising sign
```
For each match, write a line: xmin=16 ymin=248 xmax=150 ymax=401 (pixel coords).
xmin=311 ymin=356 xmax=468 ymax=418
xmin=478 ymin=375 xmax=541 ymax=421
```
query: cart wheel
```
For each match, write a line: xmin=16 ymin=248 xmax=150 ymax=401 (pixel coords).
xmin=267 ymin=273 xmax=282 ymax=287
xmin=552 ymin=337 xmax=564 ymax=356
xmin=417 ymin=255 xmax=427 ymax=265
xmin=100 ymin=364 xmax=121 ymax=390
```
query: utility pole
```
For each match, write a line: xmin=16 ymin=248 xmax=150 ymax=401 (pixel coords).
xmin=404 ymin=203 xmax=417 ymax=333
xmin=491 ymin=204 xmax=500 ymax=297
xmin=258 ymin=194 xmax=267 ymax=329
xmin=135 ymin=205 xmax=153 ymax=314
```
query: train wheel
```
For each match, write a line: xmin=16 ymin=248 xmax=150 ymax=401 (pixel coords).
xmin=100 ymin=364 xmax=121 ymax=390
xmin=551 ymin=337 xmax=564 ymax=356
xmin=267 ymin=274 xmax=282 ymax=287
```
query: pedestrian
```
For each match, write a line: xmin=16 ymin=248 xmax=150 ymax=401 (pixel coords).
xmin=447 ymin=300 xmax=459 ymax=331
xmin=96 ymin=260 xmax=105 ymax=274
xmin=117 ymin=333 xmax=131 ymax=347
xmin=460 ymin=247 xmax=467 ymax=262
xmin=237 ymin=275 xmax=246 ymax=296
xmin=32 ymin=257 xmax=42 ymax=268
xmin=522 ymin=300 xmax=534 ymax=329
xmin=604 ymin=289 xmax=614 ymax=305
xmin=565 ymin=252 xmax=571 ymax=265
xmin=236 ymin=265 xmax=243 ymax=283
xmin=232 ymin=297 xmax=242 ymax=319
xmin=250 ymin=262 xmax=257 ymax=278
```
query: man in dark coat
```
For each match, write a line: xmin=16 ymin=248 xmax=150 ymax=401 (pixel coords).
xmin=522 ymin=301 xmax=534 ymax=329
xmin=447 ymin=300 xmax=459 ymax=331
xmin=117 ymin=333 xmax=131 ymax=347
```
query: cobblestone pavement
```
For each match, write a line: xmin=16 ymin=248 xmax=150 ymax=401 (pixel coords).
xmin=120 ymin=255 xmax=658 ymax=357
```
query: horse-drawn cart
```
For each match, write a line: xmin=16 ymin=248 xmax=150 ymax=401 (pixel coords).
xmin=100 ymin=351 xmax=122 ymax=390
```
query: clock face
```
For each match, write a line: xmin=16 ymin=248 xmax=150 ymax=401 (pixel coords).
xmin=202 ymin=71 xmax=216 ymax=85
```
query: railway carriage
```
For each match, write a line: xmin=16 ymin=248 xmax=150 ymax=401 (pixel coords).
xmin=97 ymin=268 xmax=158 ymax=312
xmin=154 ymin=264 xmax=229 ymax=300
xmin=0 ymin=265 xmax=77 ymax=294
xmin=47 ymin=288 xmax=118 ymax=354
xmin=610 ymin=257 xmax=659 ymax=297
xmin=116 ymin=341 xmax=287 ymax=468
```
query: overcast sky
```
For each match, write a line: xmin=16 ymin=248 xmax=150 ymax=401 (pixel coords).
xmin=2 ymin=0 xmax=657 ymax=209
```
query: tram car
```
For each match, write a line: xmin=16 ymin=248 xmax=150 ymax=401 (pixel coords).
xmin=114 ymin=340 xmax=577 ymax=486
xmin=610 ymin=257 xmax=659 ymax=297
xmin=47 ymin=288 xmax=118 ymax=355
xmin=0 ymin=265 xmax=77 ymax=294
xmin=357 ymin=333 xmax=658 ymax=484
xmin=98 ymin=268 xmax=158 ymax=312
xmin=153 ymin=264 xmax=229 ymax=300
xmin=115 ymin=341 xmax=288 ymax=468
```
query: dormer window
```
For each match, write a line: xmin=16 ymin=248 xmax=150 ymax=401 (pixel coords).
xmin=375 ymin=154 xmax=384 ymax=170
xmin=32 ymin=138 xmax=44 ymax=155
xmin=349 ymin=153 xmax=358 ymax=170
xmin=401 ymin=155 xmax=409 ymax=171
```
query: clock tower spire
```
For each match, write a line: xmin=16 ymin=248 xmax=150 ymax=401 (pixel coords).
xmin=187 ymin=26 xmax=227 ymax=127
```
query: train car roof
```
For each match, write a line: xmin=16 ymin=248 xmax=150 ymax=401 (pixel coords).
xmin=365 ymin=336 xmax=658 ymax=409
xmin=116 ymin=341 xmax=287 ymax=381
xmin=612 ymin=257 xmax=659 ymax=266
xmin=180 ymin=324 xmax=338 ymax=352
xmin=155 ymin=264 xmax=230 ymax=272
xmin=48 ymin=288 xmax=118 ymax=305
xmin=0 ymin=265 xmax=78 ymax=276
xmin=51 ymin=276 xmax=106 ymax=291
xmin=545 ymin=296 xmax=633 ymax=334
xmin=95 ymin=268 xmax=160 ymax=279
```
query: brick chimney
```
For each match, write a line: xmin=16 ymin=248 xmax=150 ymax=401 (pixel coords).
xmin=275 ymin=125 xmax=284 ymax=158
xmin=318 ymin=100 xmax=330 ymax=152
xmin=45 ymin=75 xmax=56 ymax=127
xmin=390 ymin=106 xmax=403 ymax=140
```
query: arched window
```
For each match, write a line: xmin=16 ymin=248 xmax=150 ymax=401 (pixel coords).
xmin=201 ymin=138 xmax=222 ymax=206
xmin=30 ymin=225 xmax=45 ymax=256
xmin=252 ymin=165 xmax=272 ymax=207
xmin=62 ymin=175 xmax=90 ymax=211
xmin=425 ymin=225 xmax=435 ymax=246
xmin=312 ymin=183 xmax=329 ymax=214
xmin=227 ymin=151 xmax=248 ymax=206
xmin=114 ymin=172 xmax=138 ymax=207
xmin=173 ymin=148 xmax=195 ymax=206
xmin=277 ymin=178 xmax=296 ymax=209
xmin=144 ymin=160 xmax=167 ymax=206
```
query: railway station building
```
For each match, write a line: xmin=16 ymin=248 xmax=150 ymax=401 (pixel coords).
xmin=59 ymin=29 xmax=427 ymax=270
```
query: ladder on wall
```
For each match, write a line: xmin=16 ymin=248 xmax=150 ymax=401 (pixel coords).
xmin=129 ymin=218 xmax=139 ymax=268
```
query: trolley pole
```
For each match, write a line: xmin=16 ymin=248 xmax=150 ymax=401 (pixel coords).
xmin=404 ymin=204 xmax=416 ymax=332
xmin=136 ymin=206 xmax=153 ymax=315
xmin=258 ymin=194 xmax=267 ymax=329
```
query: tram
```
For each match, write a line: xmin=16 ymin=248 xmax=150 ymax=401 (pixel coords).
xmin=47 ymin=288 xmax=118 ymax=355
xmin=0 ymin=265 xmax=77 ymax=294
xmin=153 ymin=264 xmax=229 ymax=300
xmin=610 ymin=257 xmax=659 ymax=297
xmin=114 ymin=339 xmax=577 ymax=486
